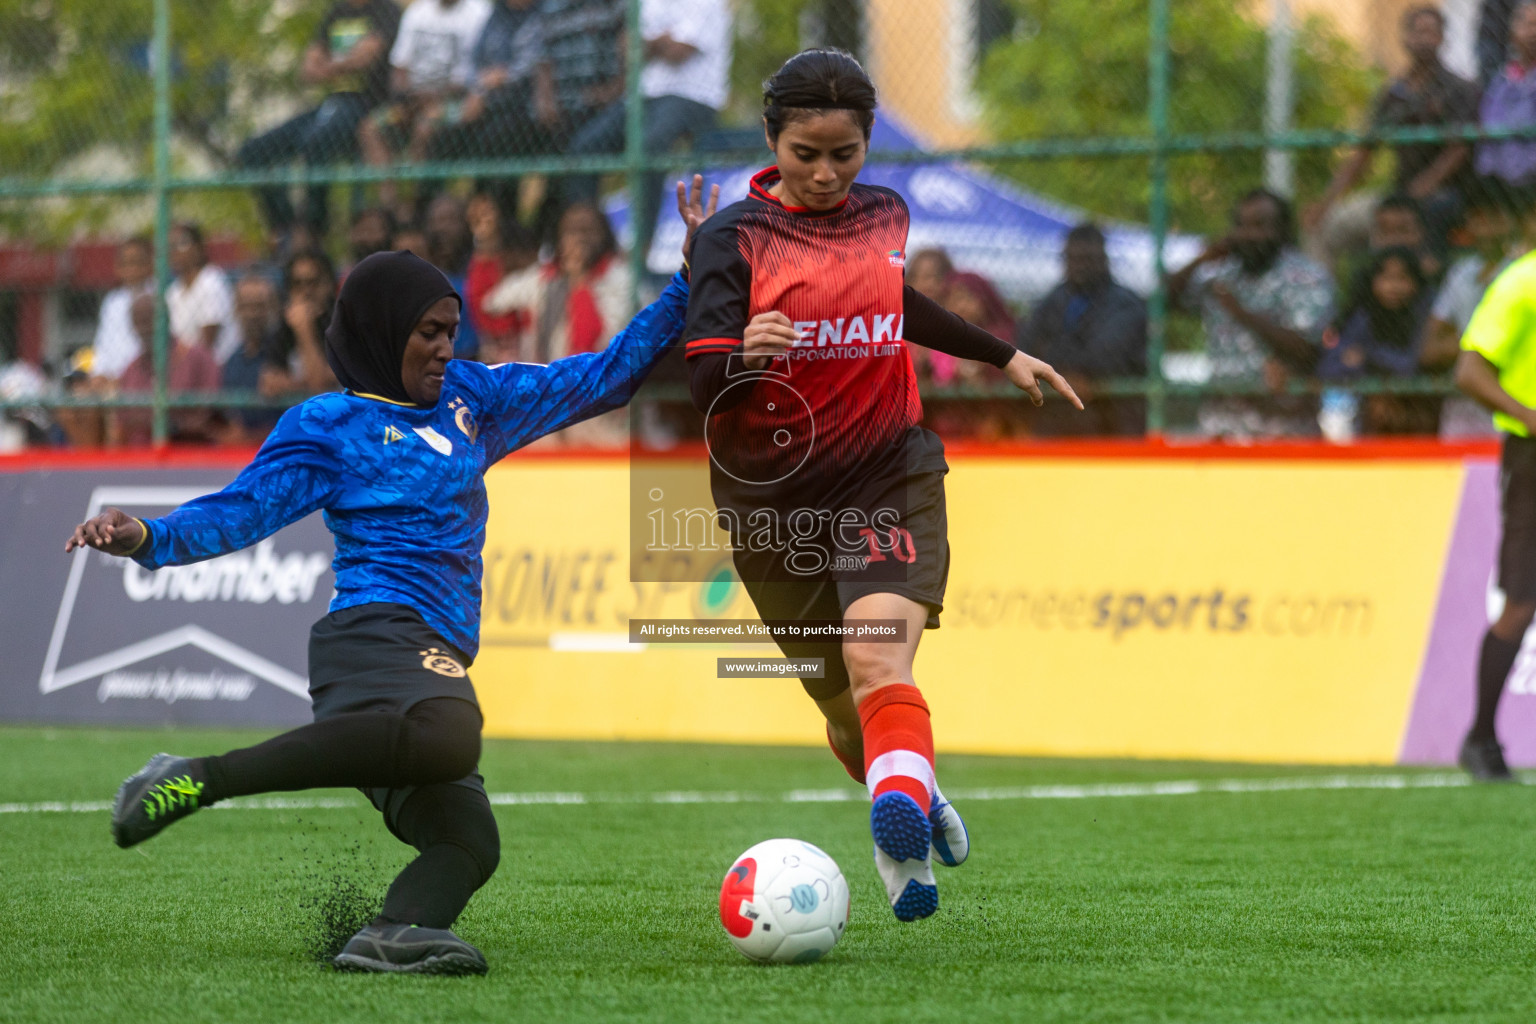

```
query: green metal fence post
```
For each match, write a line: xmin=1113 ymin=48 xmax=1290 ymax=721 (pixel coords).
xmin=625 ymin=0 xmax=646 ymax=305
xmin=1146 ymin=0 xmax=1171 ymax=437
xmin=150 ymin=0 xmax=172 ymax=446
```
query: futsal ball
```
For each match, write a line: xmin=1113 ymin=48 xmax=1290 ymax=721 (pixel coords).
xmin=718 ymin=838 xmax=850 ymax=963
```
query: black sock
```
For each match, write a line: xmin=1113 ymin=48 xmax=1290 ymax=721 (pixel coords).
xmin=376 ymin=785 xmax=501 ymax=929
xmin=197 ymin=698 xmax=481 ymax=803
xmin=377 ymin=845 xmax=486 ymax=930
xmin=1471 ymin=631 xmax=1522 ymax=741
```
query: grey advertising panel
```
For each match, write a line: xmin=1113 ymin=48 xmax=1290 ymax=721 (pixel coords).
xmin=1 ymin=467 xmax=329 ymax=727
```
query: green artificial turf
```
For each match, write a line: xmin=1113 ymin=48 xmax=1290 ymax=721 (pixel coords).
xmin=3 ymin=725 xmax=1535 ymax=1023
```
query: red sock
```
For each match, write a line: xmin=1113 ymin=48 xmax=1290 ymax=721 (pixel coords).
xmin=858 ymin=684 xmax=933 ymax=810
xmin=826 ymin=724 xmax=866 ymax=784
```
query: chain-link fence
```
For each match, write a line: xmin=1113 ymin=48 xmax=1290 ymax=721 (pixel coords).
xmin=1 ymin=0 xmax=1532 ymax=446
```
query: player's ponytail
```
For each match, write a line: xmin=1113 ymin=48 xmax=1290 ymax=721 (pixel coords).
xmin=762 ymin=48 xmax=877 ymax=143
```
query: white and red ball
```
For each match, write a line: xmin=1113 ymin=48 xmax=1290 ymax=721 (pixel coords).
xmin=718 ymin=838 xmax=850 ymax=963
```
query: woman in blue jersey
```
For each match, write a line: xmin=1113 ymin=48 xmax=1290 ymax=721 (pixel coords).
xmin=64 ymin=179 xmax=719 ymax=977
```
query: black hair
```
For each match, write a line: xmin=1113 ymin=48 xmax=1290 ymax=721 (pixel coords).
xmin=284 ymin=248 xmax=337 ymax=293
xmin=121 ymin=234 xmax=152 ymax=254
xmin=1402 ymin=4 xmax=1445 ymax=31
xmin=1342 ymin=245 xmax=1428 ymax=347
xmin=1375 ymin=192 xmax=1426 ymax=228
xmin=908 ymin=247 xmax=953 ymax=276
xmin=172 ymin=221 xmax=205 ymax=253
xmin=559 ymin=202 xmax=618 ymax=268
xmin=352 ymin=206 xmax=397 ymax=236
xmin=1066 ymin=223 xmax=1106 ymax=248
xmin=1234 ymin=188 xmax=1296 ymax=245
xmin=762 ymin=48 xmax=877 ymax=144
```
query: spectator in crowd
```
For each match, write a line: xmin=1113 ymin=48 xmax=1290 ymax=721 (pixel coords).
xmin=235 ymin=0 xmax=401 ymax=247
xmin=165 ymin=222 xmax=238 ymax=366
xmin=260 ymin=250 xmax=340 ymax=399
xmin=933 ymin=270 xmax=1016 ymax=440
xmin=564 ymin=0 xmax=730 ymax=258
xmin=484 ymin=202 xmax=630 ymax=363
xmin=113 ymin=293 xmax=222 ymax=447
xmin=1306 ymin=6 xmax=1481 ymax=261
xmin=464 ymin=193 xmax=540 ymax=363
xmin=0 ymin=359 xmax=59 ymax=450
xmin=429 ymin=0 xmax=548 ymax=169
xmin=1318 ymin=246 xmax=1440 ymax=435
xmin=90 ymin=236 xmax=154 ymax=383
xmin=906 ymin=248 xmax=954 ymax=304
xmin=1479 ymin=0 xmax=1520 ymax=84
xmin=221 ymin=274 xmax=284 ymax=443
xmin=902 ymin=248 xmax=956 ymax=389
xmin=1426 ymin=178 xmax=1521 ymax=368
xmin=392 ymin=222 xmax=430 ymax=257
xmin=1018 ymin=224 xmax=1148 ymax=437
xmin=1168 ymin=188 xmax=1333 ymax=439
xmin=1478 ymin=0 xmax=1536 ymax=186
xmin=1363 ymin=193 xmax=1444 ymax=284
xmin=485 ymin=203 xmax=631 ymax=446
xmin=1426 ymin=178 xmax=1524 ymax=435
xmin=945 ymin=272 xmax=1014 ymax=342
xmin=357 ymin=0 xmax=494 ymax=213
xmin=423 ymin=194 xmax=480 ymax=357
xmin=534 ymin=0 xmax=624 ymax=146
xmin=54 ymin=351 xmax=104 ymax=448
xmin=347 ymin=207 xmax=397 ymax=272
xmin=924 ymin=269 xmax=1012 ymax=386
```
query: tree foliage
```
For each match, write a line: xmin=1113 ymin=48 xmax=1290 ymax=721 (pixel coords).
xmin=976 ymin=0 xmax=1380 ymax=236
xmin=0 ymin=0 xmax=317 ymax=181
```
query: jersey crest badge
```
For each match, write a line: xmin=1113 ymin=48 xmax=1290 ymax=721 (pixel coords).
xmin=383 ymin=425 xmax=406 ymax=444
xmin=887 ymin=249 xmax=905 ymax=268
xmin=419 ymin=647 xmax=466 ymax=678
xmin=449 ymin=398 xmax=478 ymax=445
xmin=413 ymin=425 xmax=452 ymax=455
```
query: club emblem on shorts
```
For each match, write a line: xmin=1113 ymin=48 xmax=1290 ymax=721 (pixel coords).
xmin=413 ymin=425 xmax=452 ymax=456
xmin=419 ymin=647 xmax=466 ymax=677
xmin=449 ymin=399 xmax=478 ymax=445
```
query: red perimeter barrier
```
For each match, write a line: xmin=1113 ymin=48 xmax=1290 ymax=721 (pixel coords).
xmin=0 ymin=437 xmax=1502 ymax=473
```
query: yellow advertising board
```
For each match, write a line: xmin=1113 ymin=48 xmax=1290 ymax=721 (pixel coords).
xmin=473 ymin=455 xmax=1464 ymax=764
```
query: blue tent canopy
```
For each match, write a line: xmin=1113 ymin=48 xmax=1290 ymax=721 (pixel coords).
xmin=607 ymin=117 xmax=1200 ymax=302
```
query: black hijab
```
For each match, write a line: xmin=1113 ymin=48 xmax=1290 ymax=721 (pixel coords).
xmin=324 ymin=250 xmax=460 ymax=405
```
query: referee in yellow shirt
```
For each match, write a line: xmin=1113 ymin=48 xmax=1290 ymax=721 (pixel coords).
xmin=1455 ymin=248 xmax=1536 ymax=781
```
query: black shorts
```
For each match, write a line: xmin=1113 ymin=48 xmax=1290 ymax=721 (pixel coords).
xmin=1500 ymin=435 xmax=1536 ymax=602
xmin=731 ymin=460 xmax=951 ymax=701
xmin=308 ymin=602 xmax=486 ymax=835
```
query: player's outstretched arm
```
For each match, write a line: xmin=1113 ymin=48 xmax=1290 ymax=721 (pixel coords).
xmin=64 ymin=408 xmax=342 ymax=568
xmin=65 ymin=508 xmax=146 ymax=557
xmin=903 ymin=285 xmax=1082 ymax=409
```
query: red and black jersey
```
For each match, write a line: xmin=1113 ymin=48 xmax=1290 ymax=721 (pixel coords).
xmin=685 ymin=168 xmax=930 ymax=509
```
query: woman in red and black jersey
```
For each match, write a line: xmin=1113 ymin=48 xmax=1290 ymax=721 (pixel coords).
xmin=686 ymin=49 xmax=1080 ymax=923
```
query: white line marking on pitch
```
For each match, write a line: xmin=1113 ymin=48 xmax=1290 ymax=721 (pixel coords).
xmin=0 ymin=771 xmax=1490 ymax=816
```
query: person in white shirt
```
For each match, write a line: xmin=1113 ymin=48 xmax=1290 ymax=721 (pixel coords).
xmin=165 ymin=222 xmax=238 ymax=365
xmin=357 ymin=0 xmax=494 ymax=210
xmin=91 ymin=236 xmax=155 ymax=381
xmin=563 ymin=0 xmax=730 ymax=257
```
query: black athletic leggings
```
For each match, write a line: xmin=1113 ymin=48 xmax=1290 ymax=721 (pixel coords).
xmin=198 ymin=698 xmax=500 ymax=929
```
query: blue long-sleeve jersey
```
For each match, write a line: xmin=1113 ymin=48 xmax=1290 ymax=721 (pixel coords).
xmin=133 ymin=274 xmax=689 ymax=660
